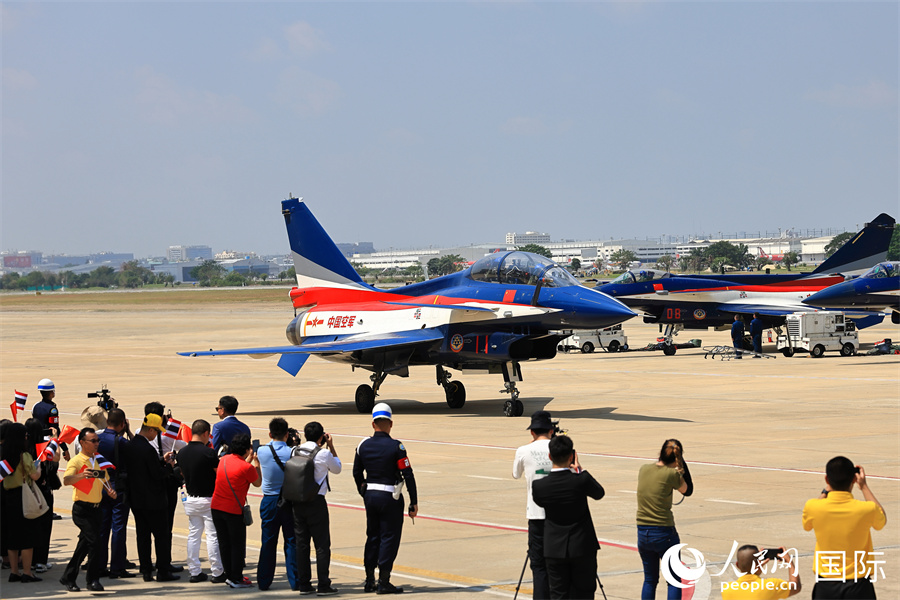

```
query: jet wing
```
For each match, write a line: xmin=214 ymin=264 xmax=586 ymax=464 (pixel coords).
xmin=178 ymin=328 xmax=445 ymax=376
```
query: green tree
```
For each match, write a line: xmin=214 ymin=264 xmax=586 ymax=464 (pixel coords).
xmin=427 ymin=254 xmax=465 ymax=277
xmin=782 ymin=251 xmax=800 ymax=271
xmin=279 ymin=266 xmax=297 ymax=281
xmin=755 ymin=255 xmax=773 ymax=271
xmin=701 ymin=241 xmax=752 ymax=270
xmin=825 ymin=231 xmax=855 ymax=257
xmin=887 ymin=228 xmax=900 ymax=261
xmin=86 ymin=266 xmax=117 ymax=288
xmin=569 ymin=258 xmax=581 ymax=272
xmin=223 ymin=270 xmax=246 ymax=286
xmin=609 ymin=249 xmax=637 ymax=271
xmin=656 ymin=255 xmax=675 ymax=273
xmin=191 ymin=260 xmax=225 ymax=286
xmin=517 ymin=244 xmax=553 ymax=259
xmin=0 ymin=272 xmax=21 ymax=290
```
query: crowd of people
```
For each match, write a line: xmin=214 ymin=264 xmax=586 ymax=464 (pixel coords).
xmin=0 ymin=380 xmax=889 ymax=600
xmin=514 ymin=410 xmax=886 ymax=600
xmin=0 ymin=380 xmax=412 ymax=595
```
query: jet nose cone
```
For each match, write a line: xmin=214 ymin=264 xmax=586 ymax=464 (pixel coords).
xmin=564 ymin=287 xmax=637 ymax=327
xmin=803 ymin=283 xmax=848 ymax=307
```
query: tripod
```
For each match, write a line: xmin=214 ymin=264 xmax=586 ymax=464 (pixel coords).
xmin=513 ymin=550 xmax=608 ymax=600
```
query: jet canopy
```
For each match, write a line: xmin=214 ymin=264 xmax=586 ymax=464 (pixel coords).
xmin=608 ymin=269 xmax=671 ymax=285
xmin=861 ymin=262 xmax=899 ymax=280
xmin=469 ymin=251 xmax=579 ymax=288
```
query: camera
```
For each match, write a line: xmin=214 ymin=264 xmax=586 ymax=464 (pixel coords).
xmin=551 ymin=420 xmax=566 ymax=438
xmin=763 ymin=548 xmax=781 ymax=560
xmin=286 ymin=427 xmax=301 ymax=447
xmin=87 ymin=385 xmax=117 ymax=412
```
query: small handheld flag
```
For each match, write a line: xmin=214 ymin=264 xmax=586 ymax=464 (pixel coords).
xmin=73 ymin=464 xmax=101 ymax=494
xmin=163 ymin=418 xmax=182 ymax=440
xmin=37 ymin=439 xmax=60 ymax=461
xmin=0 ymin=459 xmax=14 ymax=481
xmin=178 ymin=423 xmax=192 ymax=444
xmin=10 ymin=390 xmax=27 ymax=422
xmin=58 ymin=425 xmax=79 ymax=445
xmin=95 ymin=453 xmax=115 ymax=470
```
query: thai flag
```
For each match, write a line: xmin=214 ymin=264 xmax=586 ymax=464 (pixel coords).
xmin=94 ymin=453 xmax=115 ymax=470
xmin=163 ymin=417 xmax=182 ymax=440
xmin=40 ymin=439 xmax=60 ymax=462
xmin=14 ymin=390 xmax=27 ymax=410
xmin=0 ymin=460 xmax=13 ymax=481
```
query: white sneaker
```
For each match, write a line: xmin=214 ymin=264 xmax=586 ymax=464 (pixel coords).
xmin=226 ymin=579 xmax=253 ymax=589
xmin=35 ymin=564 xmax=52 ymax=573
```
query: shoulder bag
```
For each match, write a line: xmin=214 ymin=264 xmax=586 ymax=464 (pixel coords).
xmin=224 ymin=457 xmax=253 ymax=526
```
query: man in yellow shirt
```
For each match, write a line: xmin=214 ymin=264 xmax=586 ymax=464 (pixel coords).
xmin=802 ymin=456 xmax=886 ymax=599
xmin=60 ymin=428 xmax=117 ymax=593
xmin=721 ymin=545 xmax=801 ymax=599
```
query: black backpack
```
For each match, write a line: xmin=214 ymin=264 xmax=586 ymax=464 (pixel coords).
xmin=281 ymin=445 xmax=323 ymax=503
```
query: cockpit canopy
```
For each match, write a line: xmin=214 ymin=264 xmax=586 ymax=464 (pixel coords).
xmin=608 ymin=269 xmax=672 ymax=285
xmin=468 ymin=251 xmax=580 ymax=288
xmin=861 ymin=262 xmax=899 ymax=280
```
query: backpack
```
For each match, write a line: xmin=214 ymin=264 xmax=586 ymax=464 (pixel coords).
xmin=281 ymin=445 xmax=323 ymax=503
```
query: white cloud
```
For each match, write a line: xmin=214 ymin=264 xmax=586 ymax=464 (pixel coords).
xmin=134 ymin=66 xmax=256 ymax=125
xmin=284 ymin=21 xmax=329 ymax=57
xmin=250 ymin=37 xmax=282 ymax=61
xmin=274 ymin=67 xmax=341 ymax=115
xmin=3 ymin=67 xmax=38 ymax=92
xmin=805 ymin=81 xmax=897 ymax=109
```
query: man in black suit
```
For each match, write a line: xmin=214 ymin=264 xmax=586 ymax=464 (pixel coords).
xmin=124 ymin=413 xmax=181 ymax=583
xmin=532 ymin=435 xmax=605 ymax=600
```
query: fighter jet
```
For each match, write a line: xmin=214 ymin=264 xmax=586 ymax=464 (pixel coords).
xmin=179 ymin=197 xmax=635 ymax=416
xmin=803 ymin=262 xmax=900 ymax=323
xmin=596 ymin=214 xmax=895 ymax=354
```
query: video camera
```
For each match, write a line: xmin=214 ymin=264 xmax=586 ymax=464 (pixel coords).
xmin=88 ymin=385 xmax=117 ymax=412
xmin=551 ymin=420 xmax=566 ymax=438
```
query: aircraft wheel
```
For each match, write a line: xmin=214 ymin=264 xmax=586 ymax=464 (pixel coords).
xmin=811 ymin=344 xmax=826 ymax=358
xmin=662 ymin=344 xmax=677 ymax=356
xmin=503 ymin=400 xmax=515 ymax=417
xmin=355 ymin=385 xmax=376 ymax=414
xmin=892 ymin=311 xmax=900 ymax=325
xmin=445 ymin=381 xmax=466 ymax=409
xmin=581 ymin=342 xmax=594 ymax=354
xmin=607 ymin=340 xmax=620 ymax=353
xmin=622 ymin=344 xmax=629 ymax=351
xmin=781 ymin=348 xmax=795 ymax=358
xmin=840 ymin=343 xmax=855 ymax=357
xmin=514 ymin=399 xmax=524 ymax=417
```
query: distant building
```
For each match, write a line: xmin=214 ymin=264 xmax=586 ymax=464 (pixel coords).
xmin=1 ymin=250 xmax=42 ymax=269
xmin=506 ymin=231 xmax=551 ymax=246
xmin=336 ymin=242 xmax=377 ymax=258
xmin=168 ymin=245 xmax=212 ymax=262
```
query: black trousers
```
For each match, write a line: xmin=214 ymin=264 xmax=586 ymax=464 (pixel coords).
xmin=33 ymin=487 xmax=54 ymax=564
xmin=528 ymin=519 xmax=551 ymax=600
xmin=812 ymin=578 xmax=876 ymax=599
xmin=131 ymin=506 xmax=173 ymax=575
xmin=62 ymin=502 xmax=102 ymax=584
xmin=363 ymin=490 xmax=404 ymax=582
xmin=212 ymin=508 xmax=247 ymax=583
xmin=545 ymin=551 xmax=597 ymax=600
xmin=293 ymin=495 xmax=332 ymax=588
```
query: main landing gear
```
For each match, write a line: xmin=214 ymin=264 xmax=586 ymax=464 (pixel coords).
xmin=355 ymin=371 xmax=386 ymax=414
xmin=437 ymin=366 xmax=466 ymax=409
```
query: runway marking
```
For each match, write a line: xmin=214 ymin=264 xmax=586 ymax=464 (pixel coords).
xmin=618 ymin=490 xmax=637 ymax=494
xmin=706 ymin=498 xmax=758 ymax=506
xmin=467 ymin=475 xmax=507 ymax=481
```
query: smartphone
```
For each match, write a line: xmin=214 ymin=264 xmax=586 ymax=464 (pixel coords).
xmin=763 ymin=548 xmax=780 ymax=560
xmin=252 ymin=439 xmax=260 ymax=454
xmin=854 ymin=466 xmax=861 ymax=474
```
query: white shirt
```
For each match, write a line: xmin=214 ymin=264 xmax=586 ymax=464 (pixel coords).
xmin=297 ymin=441 xmax=342 ymax=495
xmin=512 ymin=438 xmax=552 ymax=520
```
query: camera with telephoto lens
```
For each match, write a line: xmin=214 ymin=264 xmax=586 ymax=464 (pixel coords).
xmin=551 ymin=420 xmax=566 ymax=438
xmin=286 ymin=427 xmax=301 ymax=447
xmin=87 ymin=385 xmax=118 ymax=412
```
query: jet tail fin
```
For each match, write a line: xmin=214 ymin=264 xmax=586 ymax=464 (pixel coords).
xmin=812 ymin=213 xmax=896 ymax=275
xmin=282 ymin=197 xmax=372 ymax=290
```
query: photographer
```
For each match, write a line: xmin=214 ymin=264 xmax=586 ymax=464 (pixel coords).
xmin=512 ymin=410 xmax=555 ymax=600
xmin=531 ymin=435 xmax=605 ymax=600
xmin=256 ymin=418 xmax=299 ymax=591
xmin=802 ymin=456 xmax=886 ymax=599
xmin=292 ymin=421 xmax=342 ymax=596
xmin=636 ymin=439 xmax=693 ymax=600
xmin=721 ymin=545 xmax=801 ymax=599
xmin=61 ymin=427 xmax=116 ymax=592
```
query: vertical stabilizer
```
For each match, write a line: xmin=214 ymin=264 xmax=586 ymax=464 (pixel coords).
xmin=813 ymin=213 xmax=896 ymax=275
xmin=282 ymin=197 xmax=371 ymax=290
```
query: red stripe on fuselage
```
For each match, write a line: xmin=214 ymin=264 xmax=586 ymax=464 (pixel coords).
xmin=290 ymin=286 xmax=528 ymax=311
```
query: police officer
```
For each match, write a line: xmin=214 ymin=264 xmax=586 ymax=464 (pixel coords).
xmin=352 ymin=403 xmax=417 ymax=594
xmin=32 ymin=378 xmax=68 ymax=521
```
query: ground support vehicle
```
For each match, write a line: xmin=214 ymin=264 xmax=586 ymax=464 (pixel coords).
xmin=557 ymin=325 xmax=628 ymax=353
xmin=776 ymin=312 xmax=858 ymax=358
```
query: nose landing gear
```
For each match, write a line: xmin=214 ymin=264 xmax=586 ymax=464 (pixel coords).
xmin=436 ymin=366 xmax=466 ymax=409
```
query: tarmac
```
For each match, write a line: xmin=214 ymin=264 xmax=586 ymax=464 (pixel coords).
xmin=0 ymin=289 xmax=897 ymax=599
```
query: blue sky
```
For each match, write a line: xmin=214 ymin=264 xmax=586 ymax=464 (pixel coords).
xmin=2 ymin=2 xmax=897 ymax=257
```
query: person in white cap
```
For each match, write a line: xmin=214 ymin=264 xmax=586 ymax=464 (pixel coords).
xmin=352 ymin=403 xmax=417 ymax=594
xmin=32 ymin=379 xmax=70 ymax=461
